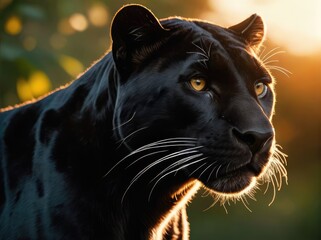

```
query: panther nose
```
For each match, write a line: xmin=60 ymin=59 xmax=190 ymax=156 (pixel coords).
xmin=232 ymin=128 xmax=274 ymax=154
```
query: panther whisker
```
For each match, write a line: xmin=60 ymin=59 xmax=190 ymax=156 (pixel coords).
xmin=207 ymin=42 xmax=214 ymax=61
xmin=271 ymin=161 xmax=283 ymax=190
xmin=259 ymin=47 xmax=281 ymax=62
xmin=247 ymin=192 xmax=257 ymax=202
xmin=121 ymin=147 xmax=203 ymax=203
xmin=103 ymin=138 xmax=197 ymax=178
xmin=274 ymin=147 xmax=288 ymax=165
xmin=129 ymin=147 xmax=203 ymax=184
xmin=140 ymin=137 xmax=197 ymax=144
xmin=187 ymin=39 xmax=212 ymax=69
xmin=187 ymin=51 xmax=209 ymax=68
xmin=189 ymin=162 xmax=207 ymax=177
xmin=215 ymin=164 xmax=223 ymax=178
xmin=197 ymin=59 xmax=209 ymax=68
xmin=153 ymin=153 xmax=204 ymax=181
xmin=206 ymin=161 xmax=218 ymax=182
xmin=134 ymin=138 xmax=197 ymax=152
xmin=259 ymin=48 xmax=292 ymax=78
xmin=263 ymin=179 xmax=270 ymax=195
xmin=203 ymin=195 xmax=220 ymax=212
xmin=257 ymin=44 xmax=267 ymax=58
xmin=271 ymin=166 xmax=281 ymax=190
xmin=135 ymin=143 xmax=196 ymax=153
xmin=201 ymin=187 xmax=212 ymax=198
xmin=198 ymin=163 xmax=215 ymax=179
xmin=192 ymin=42 xmax=208 ymax=56
xmin=255 ymin=143 xmax=288 ymax=206
xmin=187 ymin=51 xmax=209 ymax=60
xmin=262 ymin=50 xmax=285 ymax=63
xmin=112 ymin=112 xmax=136 ymax=130
xmin=265 ymin=65 xmax=292 ymax=77
xmin=271 ymin=147 xmax=288 ymax=184
xmin=225 ymin=162 xmax=232 ymax=175
xmin=116 ymin=126 xmax=149 ymax=147
xmin=126 ymin=150 xmax=169 ymax=169
xmin=121 ymin=138 xmax=196 ymax=157
xmin=262 ymin=59 xmax=279 ymax=65
xmin=222 ymin=203 xmax=228 ymax=214
xmin=242 ymin=195 xmax=250 ymax=205
xmin=171 ymin=154 xmax=204 ymax=176
xmin=149 ymin=137 xmax=197 ymax=144
xmin=148 ymin=158 xmax=208 ymax=202
xmin=126 ymin=143 xmax=197 ymax=168
xmin=240 ymin=196 xmax=252 ymax=212
xmin=268 ymin=173 xmax=277 ymax=206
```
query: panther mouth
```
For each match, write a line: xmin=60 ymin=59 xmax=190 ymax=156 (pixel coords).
xmin=202 ymin=156 xmax=269 ymax=194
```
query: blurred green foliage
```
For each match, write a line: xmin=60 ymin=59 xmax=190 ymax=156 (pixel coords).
xmin=0 ymin=0 xmax=320 ymax=239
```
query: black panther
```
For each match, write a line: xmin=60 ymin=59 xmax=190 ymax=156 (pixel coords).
xmin=0 ymin=4 xmax=287 ymax=240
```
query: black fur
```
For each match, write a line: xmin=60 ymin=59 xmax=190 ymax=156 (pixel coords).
xmin=0 ymin=5 xmax=285 ymax=240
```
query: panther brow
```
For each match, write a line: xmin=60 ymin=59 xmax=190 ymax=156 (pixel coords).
xmin=187 ymin=38 xmax=214 ymax=69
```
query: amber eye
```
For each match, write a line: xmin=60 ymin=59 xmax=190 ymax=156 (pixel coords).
xmin=189 ymin=78 xmax=207 ymax=91
xmin=255 ymin=82 xmax=268 ymax=98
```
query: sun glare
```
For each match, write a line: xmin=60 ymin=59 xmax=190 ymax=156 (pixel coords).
xmin=204 ymin=0 xmax=321 ymax=55
xmin=88 ymin=4 xmax=109 ymax=27
xmin=69 ymin=13 xmax=88 ymax=32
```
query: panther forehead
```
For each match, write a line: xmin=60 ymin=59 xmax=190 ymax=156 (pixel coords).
xmin=161 ymin=18 xmax=249 ymax=50
xmin=152 ymin=18 xmax=262 ymax=77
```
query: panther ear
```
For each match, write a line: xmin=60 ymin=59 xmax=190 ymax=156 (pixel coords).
xmin=111 ymin=4 xmax=167 ymax=75
xmin=228 ymin=14 xmax=265 ymax=50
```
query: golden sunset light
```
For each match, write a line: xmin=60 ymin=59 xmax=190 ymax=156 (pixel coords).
xmin=204 ymin=0 xmax=321 ymax=55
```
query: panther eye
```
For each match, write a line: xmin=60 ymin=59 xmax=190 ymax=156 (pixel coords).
xmin=255 ymin=82 xmax=268 ymax=98
xmin=189 ymin=78 xmax=207 ymax=91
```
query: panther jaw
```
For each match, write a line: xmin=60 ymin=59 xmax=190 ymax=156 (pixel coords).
xmin=200 ymin=146 xmax=287 ymax=212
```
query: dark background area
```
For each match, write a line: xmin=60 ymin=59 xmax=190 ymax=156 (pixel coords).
xmin=0 ymin=0 xmax=320 ymax=239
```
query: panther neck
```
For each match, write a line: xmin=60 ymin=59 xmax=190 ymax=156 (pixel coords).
xmin=3 ymin=52 xmax=198 ymax=239
xmin=70 ymin=53 xmax=201 ymax=238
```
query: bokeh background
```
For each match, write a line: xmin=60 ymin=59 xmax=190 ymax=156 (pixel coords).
xmin=0 ymin=0 xmax=320 ymax=239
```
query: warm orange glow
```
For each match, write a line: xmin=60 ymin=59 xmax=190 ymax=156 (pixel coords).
xmin=151 ymin=181 xmax=201 ymax=240
xmin=5 ymin=15 xmax=22 ymax=35
xmin=69 ymin=13 xmax=88 ymax=32
xmin=88 ymin=4 xmax=109 ymax=27
xmin=204 ymin=0 xmax=321 ymax=55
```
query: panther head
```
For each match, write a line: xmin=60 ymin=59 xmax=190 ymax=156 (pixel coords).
xmin=108 ymin=5 xmax=287 ymax=206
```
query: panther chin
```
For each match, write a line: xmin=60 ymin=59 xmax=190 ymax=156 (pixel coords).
xmin=205 ymin=168 xmax=257 ymax=195
xmin=202 ymin=161 xmax=269 ymax=199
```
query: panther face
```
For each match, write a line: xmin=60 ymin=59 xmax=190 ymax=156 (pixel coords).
xmin=110 ymin=5 xmax=286 ymax=204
